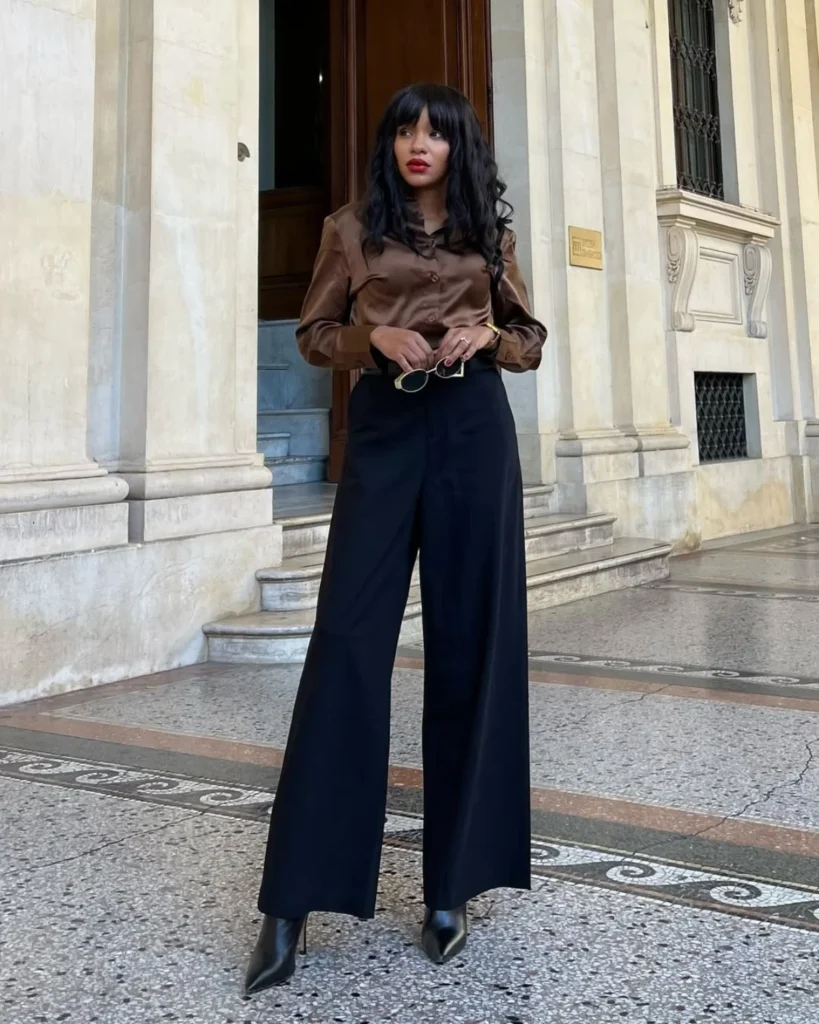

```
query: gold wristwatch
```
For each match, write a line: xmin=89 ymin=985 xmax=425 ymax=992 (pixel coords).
xmin=484 ymin=321 xmax=502 ymax=351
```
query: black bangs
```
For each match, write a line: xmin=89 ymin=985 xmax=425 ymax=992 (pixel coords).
xmin=359 ymin=83 xmax=512 ymax=279
xmin=390 ymin=83 xmax=461 ymax=139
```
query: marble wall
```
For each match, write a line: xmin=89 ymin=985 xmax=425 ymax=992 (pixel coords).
xmin=492 ymin=0 xmax=819 ymax=540
xmin=0 ymin=0 xmax=278 ymax=702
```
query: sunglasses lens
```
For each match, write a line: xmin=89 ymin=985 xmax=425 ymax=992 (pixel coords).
xmin=399 ymin=371 xmax=428 ymax=393
xmin=436 ymin=359 xmax=464 ymax=379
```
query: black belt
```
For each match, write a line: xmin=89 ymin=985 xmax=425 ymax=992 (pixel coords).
xmin=361 ymin=355 xmax=495 ymax=377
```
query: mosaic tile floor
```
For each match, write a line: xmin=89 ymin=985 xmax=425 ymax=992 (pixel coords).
xmin=3 ymin=524 xmax=819 ymax=1023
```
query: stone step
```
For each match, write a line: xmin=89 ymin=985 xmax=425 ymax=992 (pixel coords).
xmin=277 ymin=511 xmax=334 ymax=559
xmin=205 ymin=590 xmax=424 ymax=664
xmin=523 ymin=484 xmax=556 ymax=518
xmin=257 ymin=408 xmax=329 ymax=458
xmin=261 ymin=511 xmax=615 ymax=611
xmin=274 ymin=483 xmax=558 ymax=560
xmin=524 ymin=538 xmax=672 ymax=610
xmin=258 ymin=318 xmax=300 ymax=365
xmin=523 ymin=512 xmax=614 ymax=559
xmin=265 ymin=455 xmax=327 ymax=487
xmin=205 ymin=538 xmax=671 ymax=664
xmin=257 ymin=431 xmax=290 ymax=460
xmin=257 ymin=358 xmax=331 ymax=412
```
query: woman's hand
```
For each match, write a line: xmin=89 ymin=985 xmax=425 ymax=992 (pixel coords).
xmin=436 ymin=325 xmax=498 ymax=365
xmin=371 ymin=326 xmax=434 ymax=373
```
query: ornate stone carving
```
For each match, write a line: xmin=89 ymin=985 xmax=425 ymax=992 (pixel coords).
xmin=743 ymin=243 xmax=772 ymax=339
xmin=728 ymin=0 xmax=743 ymax=24
xmin=666 ymin=225 xmax=699 ymax=332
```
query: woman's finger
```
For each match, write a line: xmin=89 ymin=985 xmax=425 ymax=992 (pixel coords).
xmin=437 ymin=328 xmax=462 ymax=362
xmin=395 ymin=353 xmax=413 ymax=374
xmin=455 ymin=334 xmax=474 ymax=361
xmin=407 ymin=340 xmax=431 ymax=368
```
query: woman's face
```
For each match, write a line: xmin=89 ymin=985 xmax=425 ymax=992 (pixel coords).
xmin=394 ymin=107 xmax=450 ymax=190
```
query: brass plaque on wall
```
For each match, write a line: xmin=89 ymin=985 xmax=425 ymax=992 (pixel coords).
xmin=568 ymin=226 xmax=603 ymax=270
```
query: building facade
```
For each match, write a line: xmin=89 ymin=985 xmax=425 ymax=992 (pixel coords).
xmin=2 ymin=0 xmax=819 ymax=705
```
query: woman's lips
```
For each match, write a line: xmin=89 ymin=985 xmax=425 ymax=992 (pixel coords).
xmin=407 ymin=160 xmax=430 ymax=172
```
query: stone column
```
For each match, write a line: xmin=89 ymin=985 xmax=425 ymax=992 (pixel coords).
xmin=774 ymin=0 xmax=819 ymax=519
xmin=546 ymin=0 xmax=692 ymax=536
xmin=492 ymin=0 xmax=558 ymax=483
xmin=540 ymin=0 xmax=621 ymax=509
xmin=0 ymin=0 xmax=129 ymax=562
xmin=775 ymin=0 xmax=819 ymax=423
xmin=110 ymin=0 xmax=270 ymax=542
xmin=595 ymin=0 xmax=689 ymax=451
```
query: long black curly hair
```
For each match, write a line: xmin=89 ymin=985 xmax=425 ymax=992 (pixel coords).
xmin=359 ymin=83 xmax=512 ymax=281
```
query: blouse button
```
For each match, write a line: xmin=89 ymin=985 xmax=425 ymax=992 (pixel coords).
xmin=426 ymin=314 xmax=436 ymax=323
xmin=429 ymin=273 xmax=440 ymax=283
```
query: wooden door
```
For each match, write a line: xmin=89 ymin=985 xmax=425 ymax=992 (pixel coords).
xmin=327 ymin=0 xmax=492 ymax=478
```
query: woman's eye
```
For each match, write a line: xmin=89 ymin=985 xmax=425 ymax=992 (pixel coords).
xmin=430 ymin=131 xmax=445 ymax=140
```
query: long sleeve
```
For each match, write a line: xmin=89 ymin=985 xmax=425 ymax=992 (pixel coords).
xmin=492 ymin=231 xmax=547 ymax=373
xmin=295 ymin=217 xmax=377 ymax=370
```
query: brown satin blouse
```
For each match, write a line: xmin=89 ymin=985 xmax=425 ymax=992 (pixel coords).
xmin=295 ymin=203 xmax=547 ymax=373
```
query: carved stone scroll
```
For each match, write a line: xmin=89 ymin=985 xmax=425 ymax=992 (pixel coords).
xmin=743 ymin=242 xmax=772 ymax=339
xmin=667 ymin=225 xmax=699 ymax=332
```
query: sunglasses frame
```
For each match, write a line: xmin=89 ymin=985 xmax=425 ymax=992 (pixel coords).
xmin=394 ymin=356 xmax=465 ymax=393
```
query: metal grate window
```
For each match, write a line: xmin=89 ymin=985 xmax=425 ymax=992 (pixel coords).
xmin=668 ymin=0 xmax=724 ymax=200
xmin=695 ymin=373 xmax=748 ymax=462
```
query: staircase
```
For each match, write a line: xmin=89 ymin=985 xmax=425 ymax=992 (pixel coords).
xmin=257 ymin=320 xmax=331 ymax=486
xmin=204 ymin=484 xmax=672 ymax=664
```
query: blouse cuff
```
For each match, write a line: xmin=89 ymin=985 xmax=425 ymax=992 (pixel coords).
xmin=337 ymin=325 xmax=378 ymax=369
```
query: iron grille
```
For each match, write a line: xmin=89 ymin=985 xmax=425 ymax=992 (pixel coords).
xmin=695 ymin=373 xmax=748 ymax=462
xmin=668 ymin=0 xmax=724 ymax=199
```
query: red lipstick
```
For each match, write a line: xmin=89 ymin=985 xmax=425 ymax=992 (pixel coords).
xmin=407 ymin=159 xmax=430 ymax=173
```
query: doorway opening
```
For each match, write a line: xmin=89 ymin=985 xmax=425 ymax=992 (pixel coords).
xmin=257 ymin=0 xmax=333 ymax=488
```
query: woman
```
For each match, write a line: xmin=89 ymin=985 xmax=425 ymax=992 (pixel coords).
xmin=245 ymin=83 xmax=546 ymax=996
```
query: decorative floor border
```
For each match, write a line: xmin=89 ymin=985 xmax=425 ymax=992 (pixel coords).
xmin=645 ymin=580 xmax=819 ymax=603
xmin=3 ymin=746 xmax=818 ymax=933
xmin=525 ymin=651 xmax=819 ymax=689
xmin=401 ymin=644 xmax=819 ymax=690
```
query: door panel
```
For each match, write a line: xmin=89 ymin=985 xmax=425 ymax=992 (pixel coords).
xmin=259 ymin=188 xmax=326 ymax=321
xmin=327 ymin=0 xmax=492 ymax=478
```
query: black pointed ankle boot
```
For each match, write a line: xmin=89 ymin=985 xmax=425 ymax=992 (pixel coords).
xmin=243 ymin=914 xmax=307 ymax=996
xmin=421 ymin=904 xmax=468 ymax=965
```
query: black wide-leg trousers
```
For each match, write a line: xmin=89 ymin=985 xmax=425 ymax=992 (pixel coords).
xmin=258 ymin=359 xmax=531 ymax=920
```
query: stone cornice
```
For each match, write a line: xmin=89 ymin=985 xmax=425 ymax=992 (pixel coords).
xmin=656 ymin=189 xmax=779 ymax=242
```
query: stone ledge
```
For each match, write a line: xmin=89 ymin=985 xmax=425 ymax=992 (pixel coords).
xmin=556 ymin=430 xmax=690 ymax=458
xmin=0 ymin=475 xmax=129 ymax=514
xmin=0 ymin=503 xmax=129 ymax=563
xmin=128 ymin=487 xmax=273 ymax=543
xmin=656 ymin=188 xmax=779 ymax=241
xmin=117 ymin=462 xmax=272 ymax=501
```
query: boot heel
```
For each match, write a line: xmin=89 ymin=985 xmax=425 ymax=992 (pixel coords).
xmin=301 ymin=919 xmax=308 ymax=955
xmin=244 ymin=914 xmax=308 ymax=997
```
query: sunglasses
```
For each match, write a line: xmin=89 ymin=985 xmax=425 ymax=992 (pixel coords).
xmin=394 ymin=357 xmax=465 ymax=393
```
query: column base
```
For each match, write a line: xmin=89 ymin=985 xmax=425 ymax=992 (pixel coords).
xmin=0 ymin=474 xmax=130 ymax=562
xmin=116 ymin=460 xmax=271 ymax=501
xmin=0 ymin=503 xmax=130 ymax=562
xmin=129 ymin=487 xmax=273 ymax=542
xmin=556 ymin=429 xmax=692 ymax=491
xmin=554 ymin=428 xmax=696 ymax=545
